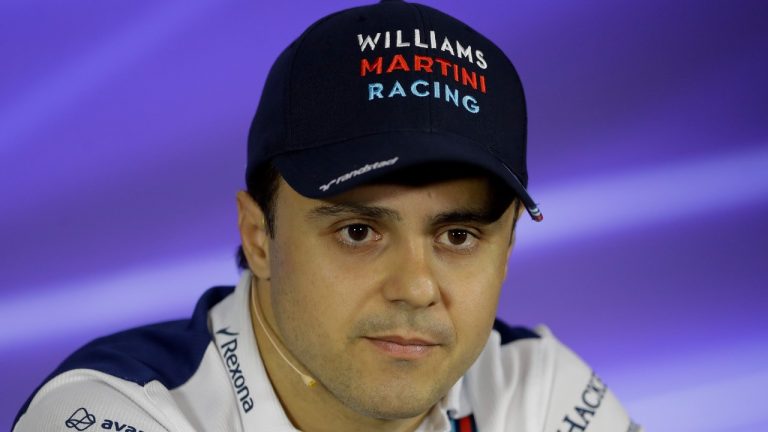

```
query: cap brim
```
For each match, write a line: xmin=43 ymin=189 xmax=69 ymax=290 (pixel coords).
xmin=272 ymin=131 xmax=542 ymax=222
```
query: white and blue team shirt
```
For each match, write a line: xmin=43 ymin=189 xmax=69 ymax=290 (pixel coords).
xmin=14 ymin=271 xmax=641 ymax=432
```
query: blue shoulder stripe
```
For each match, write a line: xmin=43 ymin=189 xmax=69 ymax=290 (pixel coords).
xmin=493 ymin=319 xmax=539 ymax=345
xmin=14 ymin=285 xmax=234 ymax=427
xmin=51 ymin=285 xmax=234 ymax=387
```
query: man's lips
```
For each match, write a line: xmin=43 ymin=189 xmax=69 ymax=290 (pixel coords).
xmin=364 ymin=335 xmax=440 ymax=359
xmin=366 ymin=335 xmax=439 ymax=346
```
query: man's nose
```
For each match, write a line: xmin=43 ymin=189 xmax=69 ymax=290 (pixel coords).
xmin=381 ymin=239 xmax=441 ymax=309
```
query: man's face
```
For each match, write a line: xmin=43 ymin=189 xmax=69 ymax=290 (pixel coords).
xmin=265 ymin=175 xmax=518 ymax=419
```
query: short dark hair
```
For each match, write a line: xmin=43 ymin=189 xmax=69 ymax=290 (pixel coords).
xmin=235 ymin=163 xmax=523 ymax=271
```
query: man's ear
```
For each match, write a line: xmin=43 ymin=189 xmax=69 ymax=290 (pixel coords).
xmin=507 ymin=199 xmax=526 ymax=250
xmin=503 ymin=201 xmax=525 ymax=279
xmin=236 ymin=191 xmax=271 ymax=280
xmin=513 ymin=201 xmax=526 ymax=239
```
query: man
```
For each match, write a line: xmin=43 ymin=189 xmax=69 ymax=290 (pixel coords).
xmin=15 ymin=1 xmax=640 ymax=431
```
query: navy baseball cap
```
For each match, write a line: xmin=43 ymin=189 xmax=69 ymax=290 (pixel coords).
xmin=247 ymin=0 xmax=543 ymax=221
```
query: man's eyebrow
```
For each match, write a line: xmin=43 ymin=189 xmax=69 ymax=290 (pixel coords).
xmin=306 ymin=203 xmax=402 ymax=221
xmin=430 ymin=208 xmax=500 ymax=226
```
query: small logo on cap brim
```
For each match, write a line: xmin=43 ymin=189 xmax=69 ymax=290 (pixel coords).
xmin=319 ymin=156 xmax=399 ymax=192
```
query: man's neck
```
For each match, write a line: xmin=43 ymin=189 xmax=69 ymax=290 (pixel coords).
xmin=248 ymin=278 xmax=433 ymax=432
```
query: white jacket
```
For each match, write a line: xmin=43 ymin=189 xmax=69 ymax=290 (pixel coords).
xmin=14 ymin=272 xmax=640 ymax=432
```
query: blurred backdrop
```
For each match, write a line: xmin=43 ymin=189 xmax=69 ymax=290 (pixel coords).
xmin=1 ymin=0 xmax=767 ymax=430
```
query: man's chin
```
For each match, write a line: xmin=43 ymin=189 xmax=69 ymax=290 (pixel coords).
xmin=348 ymin=398 xmax=436 ymax=421
xmin=326 ymin=377 xmax=444 ymax=420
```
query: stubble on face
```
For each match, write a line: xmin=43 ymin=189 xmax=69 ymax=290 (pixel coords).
xmin=269 ymin=266 xmax=458 ymax=419
xmin=264 ymin=176 xmax=515 ymax=421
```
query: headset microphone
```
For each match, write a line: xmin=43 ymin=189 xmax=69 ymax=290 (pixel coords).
xmin=250 ymin=285 xmax=318 ymax=388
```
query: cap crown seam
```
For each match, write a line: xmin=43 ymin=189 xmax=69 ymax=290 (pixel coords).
xmin=283 ymin=10 xmax=348 ymax=151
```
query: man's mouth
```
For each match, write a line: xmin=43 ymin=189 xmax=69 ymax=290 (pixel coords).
xmin=363 ymin=335 xmax=439 ymax=359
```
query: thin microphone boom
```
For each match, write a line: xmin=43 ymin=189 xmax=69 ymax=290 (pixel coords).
xmin=250 ymin=286 xmax=317 ymax=388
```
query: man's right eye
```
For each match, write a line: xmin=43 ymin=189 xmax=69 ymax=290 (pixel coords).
xmin=337 ymin=224 xmax=382 ymax=247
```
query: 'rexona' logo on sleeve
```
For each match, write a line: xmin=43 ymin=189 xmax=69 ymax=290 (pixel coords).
xmin=65 ymin=407 xmax=96 ymax=431
xmin=216 ymin=327 xmax=255 ymax=413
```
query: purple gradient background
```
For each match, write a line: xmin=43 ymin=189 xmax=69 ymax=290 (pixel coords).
xmin=2 ymin=0 xmax=767 ymax=430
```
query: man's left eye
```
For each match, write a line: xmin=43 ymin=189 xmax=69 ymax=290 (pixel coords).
xmin=436 ymin=229 xmax=478 ymax=249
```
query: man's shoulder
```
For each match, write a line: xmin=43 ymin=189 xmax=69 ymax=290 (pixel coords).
xmin=13 ymin=285 xmax=236 ymax=431
xmin=461 ymin=320 xmax=641 ymax=431
xmin=536 ymin=326 xmax=642 ymax=431
xmin=46 ymin=285 xmax=232 ymax=387
xmin=13 ymin=369 xmax=191 ymax=432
